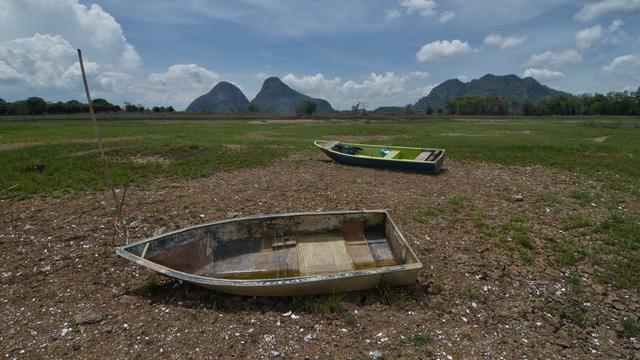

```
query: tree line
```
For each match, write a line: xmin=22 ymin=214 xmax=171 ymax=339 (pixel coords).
xmin=440 ymin=88 xmax=640 ymax=116
xmin=0 ymin=97 xmax=175 ymax=115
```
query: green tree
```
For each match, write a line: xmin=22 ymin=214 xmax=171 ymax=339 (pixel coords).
xmin=296 ymin=100 xmax=317 ymax=115
xmin=25 ymin=97 xmax=47 ymax=114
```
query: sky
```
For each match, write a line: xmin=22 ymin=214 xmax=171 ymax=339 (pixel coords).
xmin=0 ymin=0 xmax=639 ymax=110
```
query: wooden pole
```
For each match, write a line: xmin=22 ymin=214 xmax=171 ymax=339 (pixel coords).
xmin=77 ymin=49 xmax=127 ymax=243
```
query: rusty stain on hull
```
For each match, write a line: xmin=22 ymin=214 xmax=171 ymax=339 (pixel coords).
xmin=116 ymin=210 xmax=423 ymax=296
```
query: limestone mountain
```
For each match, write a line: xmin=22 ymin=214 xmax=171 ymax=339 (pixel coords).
xmin=186 ymin=81 xmax=249 ymax=112
xmin=249 ymin=77 xmax=334 ymax=113
xmin=414 ymin=74 xmax=568 ymax=111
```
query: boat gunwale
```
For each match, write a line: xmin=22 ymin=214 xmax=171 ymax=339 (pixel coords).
xmin=116 ymin=210 xmax=423 ymax=288
xmin=313 ymin=140 xmax=446 ymax=164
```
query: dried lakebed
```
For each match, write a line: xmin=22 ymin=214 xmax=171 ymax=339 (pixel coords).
xmin=1 ymin=154 xmax=639 ymax=359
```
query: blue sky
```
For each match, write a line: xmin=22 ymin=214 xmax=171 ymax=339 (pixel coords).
xmin=1 ymin=0 xmax=639 ymax=110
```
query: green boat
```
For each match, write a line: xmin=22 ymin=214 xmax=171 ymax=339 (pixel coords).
xmin=314 ymin=140 xmax=445 ymax=174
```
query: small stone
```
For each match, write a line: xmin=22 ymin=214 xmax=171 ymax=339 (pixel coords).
xmin=430 ymin=217 xmax=442 ymax=225
xmin=74 ymin=310 xmax=103 ymax=325
xmin=369 ymin=351 xmax=384 ymax=360
xmin=455 ymin=254 xmax=470 ymax=264
xmin=514 ymin=194 xmax=524 ymax=202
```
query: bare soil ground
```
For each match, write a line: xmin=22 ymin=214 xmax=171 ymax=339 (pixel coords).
xmin=1 ymin=154 xmax=639 ymax=359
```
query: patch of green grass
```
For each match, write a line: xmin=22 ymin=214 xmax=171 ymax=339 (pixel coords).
xmin=467 ymin=290 xmax=480 ymax=302
xmin=430 ymin=279 xmax=444 ymax=295
xmin=448 ymin=196 xmax=470 ymax=213
xmin=343 ymin=313 xmax=358 ymax=327
xmin=471 ymin=211 xmax=496 ymax=242
xmin=413 ymin=206 xmax=445 ymax=223
xmin=548 ymin=304 xmax=589 ymax=328
xmin=552 ymin=241 xmax=589 ymax=267
xmin=305 ymin=293 xmax=344 ymax=314
xmin=210 ymin=293 xmax=227 ymax=310
xmin=568 ymin=275 xmax=582 ymax=294
xmin=376 ymin=281 xmax=410 ymax=309
xmin=569 ymin=190 xmax=595 ymax=206
xmin=509 ymin=213 xmax=529 ymax=223
xmin=536 ymin=192 xmax=563 ymax=206
xmin=187 ymin=307 xmax=202 ymax=320
xmin=403 ymin=333 xmax=430 ymax=347
xmin=562 ymin=215 xmax=592 ymax=230
xmin=519 ymin=250 xmax=533 ymax=264
xmin=6 ymin=213 xmax=24 ymax=222
xmin=514 ymin=232 xmax=535 ymax=249
xmin=620 ymin=316 xmax=640 ymax=338
xmin=2 ymin=117 xmax=640 ymax=198
xmin=592 ymin=213 xmax=640 ymax=288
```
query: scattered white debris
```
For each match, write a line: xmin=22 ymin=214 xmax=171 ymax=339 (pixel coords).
xmin=60 ymin=323 xmax=71 ymax=337
xmin=263 ymin=334 xmax=275 ymax=344
xmin=369 ymin=350 xmax=384 ymax=360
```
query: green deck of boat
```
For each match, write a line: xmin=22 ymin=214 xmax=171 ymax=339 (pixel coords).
xmin=316 ymin=140 xmax=437 ymax=161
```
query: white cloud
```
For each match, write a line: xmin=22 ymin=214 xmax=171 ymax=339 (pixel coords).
xmin=575 ymin=0 xmax=640 ymax=22
xmin=416 ymin=40 xmax=473 ymax=62
xmin=0 ymin=34 xmax=76 ymax=88
xmin=0 ymin=0 xmax=140 ymax=70
xmin=282 ymin=72 xmax=435 ymax=109
xmin=388 ymin=0 xmax=454 ymax=23
xmin=456 ymin=75 xmax=468 ymax=82
xmin=142 ymin=65 xmax=220 ymax=107
xmin=400 ymin=0 xmax=438 ymax=16
xmin=438 ymin=10 xmax=456 ymax=23
xmin=148 ymin=64 xmax=219 ymax=87
xmin=602 ymin=54 xmax=640 ymax=76
xmin=527 ymin=49 xmax=582 ymax=67
xmin=409 ymin=71 xmax=431 ymax=79
xmin=576 ymin=20 xmax=625 ymax=49
xmin=483 ymin=33 xmax=526 ymax=49
xmin=385 ymin=8 xmax=402 ymax=20
xmin=575 ymin=25 xmax=604 ymax=50
xmin=0 ymin=0 xmax=221 ymax=109
xmin=523 ymin=68 xmax=566 ymax=80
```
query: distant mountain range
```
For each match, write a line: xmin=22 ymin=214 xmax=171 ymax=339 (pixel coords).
xmin=413 ymin=74 xmax=568 ymax=111
xmin=186 ymin=77 xmax=333 ymax=113
xmin=187 ymin=73 xmax=568 ymax=113
xmin=249 ymin=77 xmax=333 ymax=113
xmin=186 ymin=81 xmax=249 ymax=112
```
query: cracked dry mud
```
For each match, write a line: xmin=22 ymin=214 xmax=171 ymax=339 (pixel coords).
xmin=1 ymin=154 xmax=639 ymax=359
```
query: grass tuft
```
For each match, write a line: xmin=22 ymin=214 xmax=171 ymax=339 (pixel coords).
xmin=403 ymin=333 xmax=430 ymax=347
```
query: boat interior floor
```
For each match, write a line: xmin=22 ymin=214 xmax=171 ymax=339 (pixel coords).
xmin=195 ymin=230 xmax=397 ymax=280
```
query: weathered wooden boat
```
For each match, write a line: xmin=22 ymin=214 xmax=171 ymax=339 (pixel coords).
xmin=117 ymin=210 xmax=422 ymax=296
xmin=314 ymin=140 xmax=445 ymax=174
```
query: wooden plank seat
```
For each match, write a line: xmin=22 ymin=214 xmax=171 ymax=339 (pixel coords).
xmin=384 ymin=150 xmax=400 ymax=159
xmin=426 ymin=150 xmax=441 ymax=161
xmin=415 ymin=151 xmax=433 ymax=161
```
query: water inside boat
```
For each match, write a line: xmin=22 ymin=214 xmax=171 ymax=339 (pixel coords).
xmin=122 ymin=212 xmax=416 ymax=280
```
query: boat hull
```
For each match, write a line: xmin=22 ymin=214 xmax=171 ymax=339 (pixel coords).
xmin=315 ymin=140 xmax=445 ymax=174
xmin=116 ymin=211 xmax=422 ymax=296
